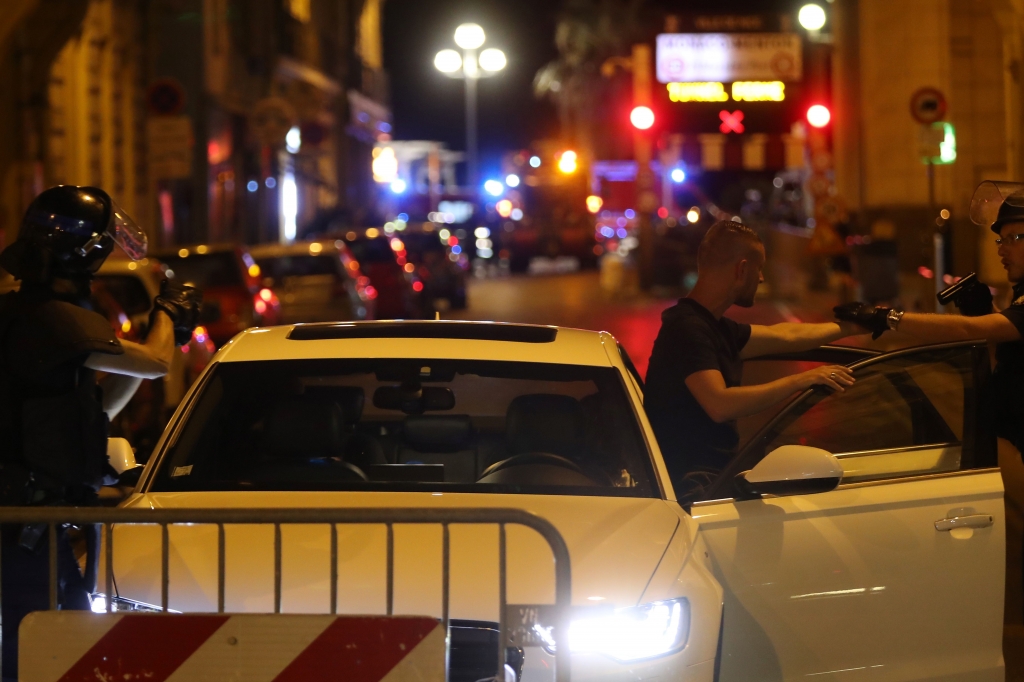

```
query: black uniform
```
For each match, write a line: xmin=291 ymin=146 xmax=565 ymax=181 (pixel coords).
xmin=645 ymin=299 xmax=751 ymax=488
xmin=0 ymin=284 xmax=123 ymax=680
xmin=994 ymin=282 xmax=1024 ymax=453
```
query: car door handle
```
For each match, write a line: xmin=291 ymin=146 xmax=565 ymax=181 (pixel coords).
xmin=935 ymin=514 xmax=993 ymax=531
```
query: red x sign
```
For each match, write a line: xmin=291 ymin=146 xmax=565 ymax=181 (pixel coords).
xmin=719 ymin=109 xmax=745 ymax=134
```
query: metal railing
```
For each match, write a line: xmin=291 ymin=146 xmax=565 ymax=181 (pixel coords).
xmin=0 ymin=506 xmax=571 ymax=682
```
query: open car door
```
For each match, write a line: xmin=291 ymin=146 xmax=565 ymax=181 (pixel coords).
xmin=691 ymin=342 xmax=1004 ymax=682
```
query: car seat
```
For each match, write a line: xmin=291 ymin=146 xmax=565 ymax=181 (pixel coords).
xmin=255 ymin=395 xmax=366 ymax=482
xmin=303 ymin=386 xmax=386 ymax=469
xmin=397 ymin=415 xmax=476 ymax=482
xmin=504 ymin=394 xmax=586 ymax=459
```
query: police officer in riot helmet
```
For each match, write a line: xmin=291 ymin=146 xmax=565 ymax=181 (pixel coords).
xmin=0 ymin=186 xmax=202 ymax=680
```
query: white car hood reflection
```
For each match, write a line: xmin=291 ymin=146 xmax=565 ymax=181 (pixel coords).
xmin=115 ymin=492 xmax=682 ymax=620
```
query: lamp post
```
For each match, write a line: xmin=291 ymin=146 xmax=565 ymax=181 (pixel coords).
xmin=434 ymin=23 xmax=506 ymax=190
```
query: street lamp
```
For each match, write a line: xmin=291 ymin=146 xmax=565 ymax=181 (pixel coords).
xmin=435 ymin=23 xmax=506 ymax=189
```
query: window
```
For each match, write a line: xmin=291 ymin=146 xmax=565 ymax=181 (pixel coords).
xmin=152 ymin=358 xmax=656 ymax=497
xmin=160 ymin=252 xmax=243 ymax=288
xmin=762 ymin=347 xmax=972 ymax=483
xmin=257 ymin=254 xmax=343 ymax=281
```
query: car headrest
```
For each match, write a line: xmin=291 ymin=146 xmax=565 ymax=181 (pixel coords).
xmin=265 ymin=397 xmax=346 ymax=457
xmin=303 ymin=386 xmax=365 ymax=423
xmin=403 ymin=415 xmax=473 ymax=453
xmin=505 ymin=394 xmax=585 ymax=457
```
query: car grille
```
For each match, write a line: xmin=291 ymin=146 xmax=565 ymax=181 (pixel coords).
xmin=449 ymin=620 xmax=523 ymax=682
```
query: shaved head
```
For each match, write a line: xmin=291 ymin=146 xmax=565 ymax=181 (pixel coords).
xmin=697 ymin=221 xmax=763 ymax=270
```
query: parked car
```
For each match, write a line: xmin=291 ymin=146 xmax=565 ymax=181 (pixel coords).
xmin=336 ymin=232 xmax=422 ymax=319
xmin=249 ymin=240 xmax=375 ymax=324
xmin=112 ymin=323 xmax=1004 ymax=682
xmin=92 ymin=256 xmax=215 ymax=460
xmin=152 ymin=244 xmax=280 ymax=346
xmin=401 ymin=231 xmax=467 ymax=312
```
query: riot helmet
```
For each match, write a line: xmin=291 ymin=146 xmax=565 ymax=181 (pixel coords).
xmin=970 ymin=180 xmax=1024 ymax=234
xmin=0 ymin=185 xmax=147 ymax=282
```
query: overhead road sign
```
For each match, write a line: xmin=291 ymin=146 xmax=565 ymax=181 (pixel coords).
xmin=656 ymin=33 xmax=802 ymax=83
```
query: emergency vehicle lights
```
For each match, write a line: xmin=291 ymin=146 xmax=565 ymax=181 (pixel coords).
xmin=806 ymin=104 xmax=831 ymax=128
xmin=372 ymin=147 xmax=398 ymax=183
xmin=630 ymin=106 xmax=655 ymax=130
xmin=484 ymin=179 xmax=504 ymax=196
xmin=586 ymin=195 xmax=603 ymax=213
xmin=670 ymin=168 xmax=686 ymax=183
xmin=667 ymin=82 xmax=728 ymax=102
xmin=732 ymin=81 xmax=785 ymax=102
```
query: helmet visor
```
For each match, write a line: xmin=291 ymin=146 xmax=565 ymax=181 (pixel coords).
xmin=109 ymin=201 xmax=148 ymax=260
xmin=970 ymin=180 xmax=1024 ymax=227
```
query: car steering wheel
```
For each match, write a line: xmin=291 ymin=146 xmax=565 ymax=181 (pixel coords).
xmin=478 ymin=452 xmax=589 ymax=480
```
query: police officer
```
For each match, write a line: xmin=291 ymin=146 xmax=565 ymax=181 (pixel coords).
xmin=0 ymin=186 xmax=202 ymax=680
xmin=834 ymin=180 xmax=1024 ymax=638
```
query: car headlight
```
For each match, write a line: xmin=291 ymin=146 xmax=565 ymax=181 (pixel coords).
xmin=568 ymin=598 xmax=690 ymax=662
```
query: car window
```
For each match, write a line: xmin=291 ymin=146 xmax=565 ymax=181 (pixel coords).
xmin=160 ymin=252 xmax=243 ymax=288
xmin=762 ymin=347 xmax=970 ymax=483
xmin=152 ymin=358 xmax=656 ymax=497
xmin=92 ymin=275 xmax=151 ymax=316
xmin=257 ymin=254 xmax=343 ymax=281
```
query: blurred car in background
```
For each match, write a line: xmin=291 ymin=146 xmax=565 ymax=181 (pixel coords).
xmin=92 ymin=256 xmax=215 ymax=460
xmin=401 ymin=231 xmax=467 ymax=312
xmin=249 ymin=240 xmax=376 ymax=324
xmin=153 ymin=244 xmax=280 ymax=346
xmin=336 ymin=231 xmax=422 ymax=319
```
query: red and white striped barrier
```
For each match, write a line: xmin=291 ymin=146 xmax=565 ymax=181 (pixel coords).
xmin=19 ymin=612 xmax=444 ymax=682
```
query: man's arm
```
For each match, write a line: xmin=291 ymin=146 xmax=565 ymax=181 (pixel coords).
xmin=85 ymin=311 xmax=176 ymax=379
xmin=685 ymin=364 xmax=854 ymax=423
xmin=740 ymin=321 xmax=866 ymax=359
xmin=99 ymin=374 xmax=144 ymax=418
xmin=895 ymin=311 xmax=1021 ymax=344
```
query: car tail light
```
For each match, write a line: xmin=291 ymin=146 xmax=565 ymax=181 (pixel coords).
xmin=412 ymin=280 xmax=424 ymax=292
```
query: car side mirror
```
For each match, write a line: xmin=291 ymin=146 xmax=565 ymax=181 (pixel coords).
xmin=107 ymin=437 xmax=137 ymax=474
xmin=735 ymin=444 xmax=842 ymax=498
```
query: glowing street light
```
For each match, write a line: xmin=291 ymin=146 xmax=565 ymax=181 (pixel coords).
xmin=454 ymin=23 xmax=486 ymax=50
xmin=798 ymin=4 xmax=827 ymax=30
xmin=557 ymin=150 xmax=578 ymax=174
xmin=436 ymin=24 xmax=506 ymax=188
xmin=806 ymin=104 xmax=831 ymax=128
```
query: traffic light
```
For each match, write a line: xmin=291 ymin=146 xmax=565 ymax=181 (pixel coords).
xmin=806 ymin=104 xmax=831 ymax=128
xmin=630 ymin=106 xmax=654 ymax=130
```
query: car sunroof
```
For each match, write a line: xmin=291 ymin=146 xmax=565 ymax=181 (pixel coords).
xmin=287 ymin=322 xmax=558 ymax=343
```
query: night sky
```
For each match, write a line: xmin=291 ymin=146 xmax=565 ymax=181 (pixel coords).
xmin=382 ymin=0 xmax=808 ymax=173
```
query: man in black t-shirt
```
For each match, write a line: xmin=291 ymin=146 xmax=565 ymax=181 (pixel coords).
xmin=646 ymin=221 xmax=865 ymax=490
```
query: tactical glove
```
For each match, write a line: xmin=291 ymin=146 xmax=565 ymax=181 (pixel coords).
xmin=951 ymin=278 xmax=993 ymax=316
xmin=151 ymin=278 xmax=203 ymax=346
xmin=833 ymin=302 xmax=890 ymax=340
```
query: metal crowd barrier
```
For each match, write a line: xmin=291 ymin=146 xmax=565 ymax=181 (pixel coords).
xmin=0 ymin=507 xmax=572 ymax=682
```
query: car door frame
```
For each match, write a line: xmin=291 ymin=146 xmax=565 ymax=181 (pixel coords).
xmin=699 ymin=340 xmax=996 ymax=503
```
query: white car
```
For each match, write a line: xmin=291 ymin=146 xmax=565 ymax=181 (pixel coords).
xmin=113 ymin=323 xmax=1005 ymax=682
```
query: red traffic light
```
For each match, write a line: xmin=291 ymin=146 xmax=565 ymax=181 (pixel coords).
xmin=807 ymin=104 xmax=831 ymax=128
xmin=630 ymin=106 xmax=655 ymax=130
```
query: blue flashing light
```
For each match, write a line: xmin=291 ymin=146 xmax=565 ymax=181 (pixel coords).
xmin=390 ymin=179 xmax=407 ymax=194
xmin=397 ymin=213 xmax=409 ymax=222
xmin=670 ymin=168 xmax=686 ymax=183
xmin=483 ymin=179 xmax=504 ymax=197
xmin=616 ymin=228 xmax=628 ymax=239
xmin=624 ymin=209 xmax=636 ymax=219
xmin=246 ymin=180 xmax=258 ymax=192
xmin=600 ymin=226 xmax=615 ymax=238
xmin=451 ymin=244 xmax=463 ymax=255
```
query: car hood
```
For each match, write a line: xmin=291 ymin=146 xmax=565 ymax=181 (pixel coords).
xmin=116 ymin=492 xmax=682 ymax=619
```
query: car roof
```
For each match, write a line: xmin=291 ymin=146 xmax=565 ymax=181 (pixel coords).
xmin=216 ymin=321 xmax=618 ymax=367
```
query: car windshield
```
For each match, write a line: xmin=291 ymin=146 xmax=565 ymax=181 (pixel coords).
xmin=257 ymin=254 xmax=342 ymax=281
xmin=152 ymin=358 xmax=656 ymax=497
xmin=160 ymin=252 xmax=243 ymax=288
